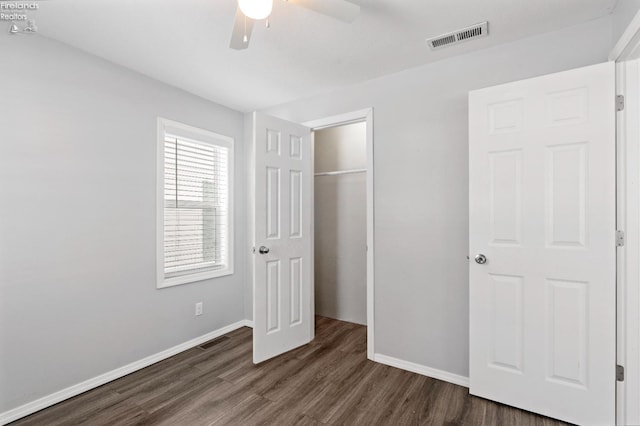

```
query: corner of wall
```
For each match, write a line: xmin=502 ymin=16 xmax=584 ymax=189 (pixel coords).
xmin=244 ymin=112 xmax=255 ymax=322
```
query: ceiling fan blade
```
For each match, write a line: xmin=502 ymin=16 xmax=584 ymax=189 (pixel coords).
xmin=286 ymin=0 xmax=360 ymax=23
xmin=230 ymin=7 xmax=255 ymax=50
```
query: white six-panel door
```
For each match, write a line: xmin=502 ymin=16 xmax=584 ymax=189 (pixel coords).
xmin=253 ymin=112 xmax=313 ymax=364
xmin=469 ymin=62 xmax=616 ymax=425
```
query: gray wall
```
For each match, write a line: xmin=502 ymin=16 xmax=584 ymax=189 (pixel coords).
xmin=612 ymin=0 xmax=640 ymax=47
xmin=0 ymin=36 xmax=247 ymax=412
xmin=314 ymin=123 xmax=367 ymax=325
xmin=263 ymin=17 xmax=613 ymax=377
xmin=244 ymin=114 xmax=255 ymax=322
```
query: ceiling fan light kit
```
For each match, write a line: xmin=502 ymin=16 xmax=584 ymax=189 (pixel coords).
xmin=230 ymin=0 xmax=361 ymax=50
xmin=238 ymin=0 xmax=273 ymax=20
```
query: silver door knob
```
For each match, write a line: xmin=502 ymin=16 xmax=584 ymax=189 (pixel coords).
xmin=474 ymin=254 xmax=487 ymax=264
xmin=259 ymin=246 xmax=270 ymax=254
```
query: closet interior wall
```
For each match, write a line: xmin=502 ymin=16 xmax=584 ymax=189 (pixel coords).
xmin=314 ymin=122 xmax=367 ymax=325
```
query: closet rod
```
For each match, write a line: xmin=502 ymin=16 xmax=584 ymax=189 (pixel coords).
xmin=314 ymin=168 xmax=367 ymax=177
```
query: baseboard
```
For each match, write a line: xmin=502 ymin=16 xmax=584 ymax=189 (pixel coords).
xmin=373 ymin=353 xmax=470 ymax=388
xmin=0 ymin=320 xmax=248 ymax=426
xmin=241 ymin=319 xmax=254 ymax=328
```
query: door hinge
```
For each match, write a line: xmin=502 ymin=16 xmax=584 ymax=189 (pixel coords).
xmin=252 ymin=247 xmax=256 ymax=254
xmin=617 ymin=95 xmax=625 ymax=112
xmin=617 ymin=230 xmax=625 ymax=247
xmin=617 ymin=364 xmax=625 ymax=382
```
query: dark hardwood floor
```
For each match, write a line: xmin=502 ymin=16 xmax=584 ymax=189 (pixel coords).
xmin=11 ymin=317 xmax=568 ymax=425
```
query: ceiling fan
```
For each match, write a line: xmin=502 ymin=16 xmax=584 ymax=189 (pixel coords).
xmin=230 ymin=0 xmax=360 ymax=50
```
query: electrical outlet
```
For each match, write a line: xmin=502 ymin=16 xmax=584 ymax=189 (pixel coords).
xmin=195 ymin=302 xmax=203 ymax=316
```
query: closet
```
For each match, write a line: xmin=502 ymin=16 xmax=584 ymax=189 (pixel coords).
xmin=314 ymin=122 xmax=367 ymax=325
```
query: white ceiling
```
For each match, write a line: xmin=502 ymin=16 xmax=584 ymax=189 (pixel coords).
xmin=33 ymin=0 xmax=617 ymax=112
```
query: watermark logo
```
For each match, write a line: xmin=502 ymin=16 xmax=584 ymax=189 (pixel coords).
xmin=2 ymin=1 xmax=39 ymax=34
xmin=9 ymin=18 xmax=35 ymax=33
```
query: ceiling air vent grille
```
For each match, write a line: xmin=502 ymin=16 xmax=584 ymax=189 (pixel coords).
xmin=427 ymin=22 xmax=489 ymax=50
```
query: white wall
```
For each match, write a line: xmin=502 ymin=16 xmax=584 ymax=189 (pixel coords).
xmin=314 ymin=123 xmax=367 ymax=325
xmin=0 ymin=36 xmax=247 ymax=413
xmin=263 ymin=17 xmax=613 ymax=378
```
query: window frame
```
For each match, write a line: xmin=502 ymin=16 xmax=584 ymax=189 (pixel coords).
xmin=156 ymin=117 xmax=234 ymax=288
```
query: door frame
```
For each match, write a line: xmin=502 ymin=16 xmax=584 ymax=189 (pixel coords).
xmin=610 ymin=9 xmax=640 ymax=426
xmin=303 ymin=108 xmax=375 ymax=359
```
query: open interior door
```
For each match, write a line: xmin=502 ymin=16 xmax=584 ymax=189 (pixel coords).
xmin=469 ymin=62 xmax=616 ymax=425
xmin=252 ymin=112 xmax=313 ymax=364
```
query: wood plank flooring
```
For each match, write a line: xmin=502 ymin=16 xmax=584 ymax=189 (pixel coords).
xmin=11 ymin=317 xmax=568 ymax=425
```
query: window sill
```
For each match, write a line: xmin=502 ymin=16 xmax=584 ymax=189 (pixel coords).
xmin=157 ymin=267 xmax=233 ymax=289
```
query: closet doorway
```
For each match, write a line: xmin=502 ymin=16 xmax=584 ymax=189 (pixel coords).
xmin=314 ymin=122 xmax=367 ymax=325
xmin=304 ymin=109 xmax=374 ymax=359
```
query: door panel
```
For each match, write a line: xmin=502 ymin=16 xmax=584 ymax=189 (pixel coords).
xmin=489 ymin=273 xmax=524 ymax=373
xmin=489 ymin=150 xmax=522 ymax=245
xmin=253 ymin=112 xmax=312 ymax=364
xmin=469 ymin=62 xmax=615 ymax=425
xmin=546 ymin=143 xmax=588 ymax=247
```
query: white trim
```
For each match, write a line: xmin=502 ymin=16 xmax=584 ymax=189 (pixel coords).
xmin=242 ymin=319 xmax=254 ymax=328
xmin=303 ymin=108 xmax=376 ymax=360
xmin=0 ymin=320 xmax=249 ymax=426
xmin=303 ymin=109 xmax=372 ymax=130
xmin=609 ymin=9 xmax=640 ymax=61
xmin=156 ymin=117 xmax=235 ymax=289
xmin=365 ymin=110 xmax=375 ymax=361
xmin=310 ymin=129 xmax=316 ymax=341
xmin=616 ymin=60 xmax=626 ymax=426
xmin=373 ymin=353 xmax=470 ymax=388
xmin=616 ymin=58 xmax=640 ymax=426
xmin=314 ymin=168 xmax=366 ymax=177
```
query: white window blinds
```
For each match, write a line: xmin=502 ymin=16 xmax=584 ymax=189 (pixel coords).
xmin=158 ymin=119 xmax=233 ymax=288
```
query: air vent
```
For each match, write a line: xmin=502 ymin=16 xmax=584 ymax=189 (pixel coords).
xmin=426 ymin=22 xmax=489 ymax=50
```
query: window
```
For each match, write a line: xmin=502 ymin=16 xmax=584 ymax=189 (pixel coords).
xmin=157 ymin=118 xmax=233 ymax=288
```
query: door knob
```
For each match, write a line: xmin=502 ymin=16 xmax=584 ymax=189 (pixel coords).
xmin=259 ymin=246 xmax=270 ymax=254
xmin=474 ymin=254 xmax=487 ymax=265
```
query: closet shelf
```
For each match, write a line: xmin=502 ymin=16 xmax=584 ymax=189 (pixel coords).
xmin=314 ymin=168 xmax=366 ymax=177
